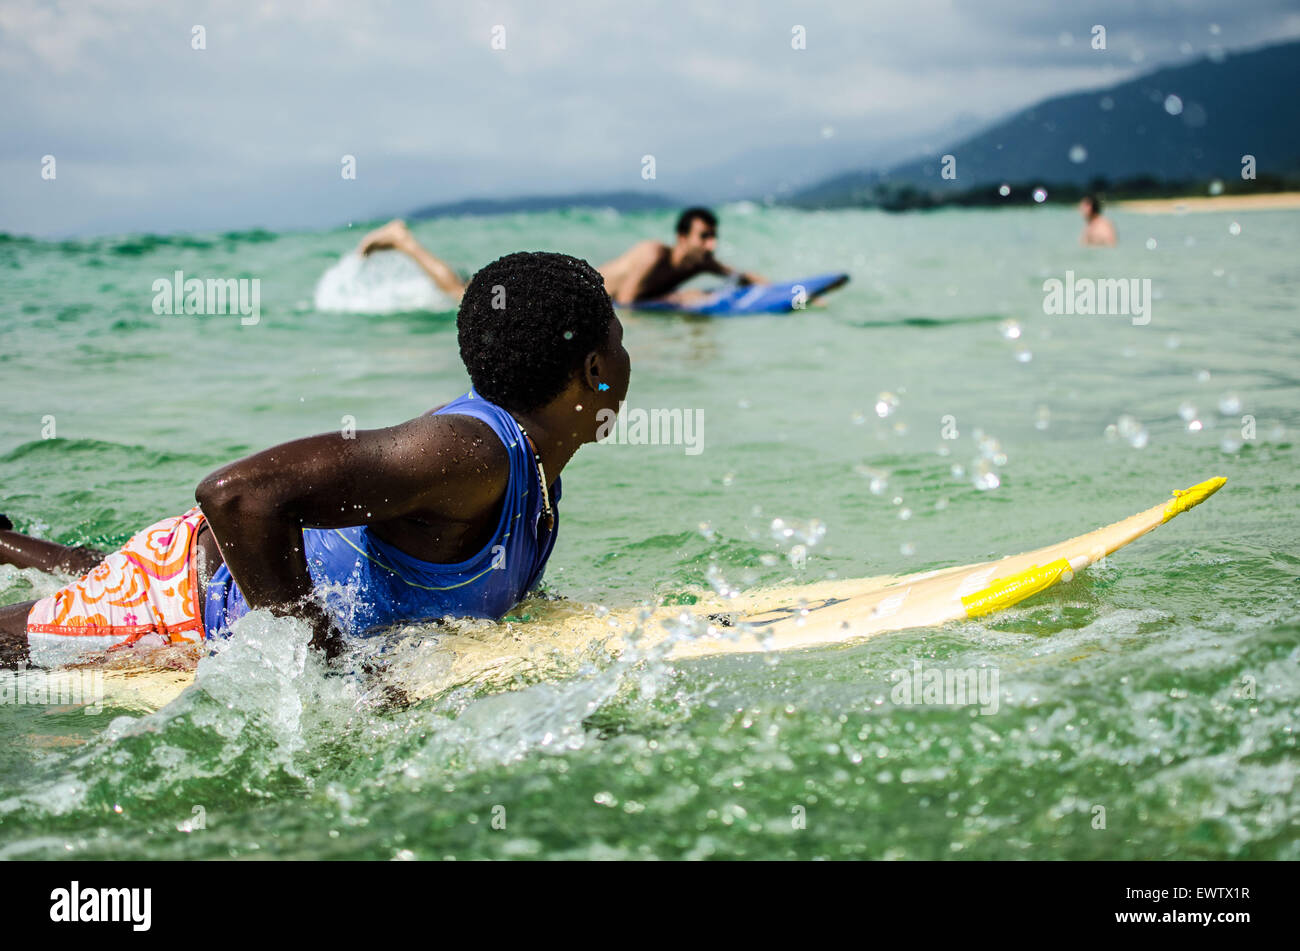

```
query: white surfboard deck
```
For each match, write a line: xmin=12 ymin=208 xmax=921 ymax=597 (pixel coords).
xmin=71 ymin=477 xmax=1226 ymax=712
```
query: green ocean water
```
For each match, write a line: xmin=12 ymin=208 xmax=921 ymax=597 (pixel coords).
xmin=0 ymin=205 xmax=1297 ymax=859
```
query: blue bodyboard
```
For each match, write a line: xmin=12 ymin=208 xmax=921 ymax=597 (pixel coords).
xmin=632 ymin=272 xmax=848 ymax=316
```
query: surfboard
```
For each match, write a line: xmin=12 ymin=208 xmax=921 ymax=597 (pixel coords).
xmin=632 ymin=272 xmax=849 ymax=316
xmin=69 ymin=476 xmax=1225 ymax=713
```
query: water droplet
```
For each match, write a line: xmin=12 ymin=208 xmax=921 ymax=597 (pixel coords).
xmin=971 ymin=460 xmax=1001 ymax=491
xmin=769 ymin=517 xmax=826 ymax=548
xmin=1217 ymin=392 xmax=1242 ymax=415
xmin=705 ymin=565 xmax=740 ymax=599
xmin=1145 ymin=237 xmax=1158 ymax=250
xmin=900 ymin=542 xmax=916 ymax=556
xmin=1228 ymin=221 xmax=1241 ymax=236
xmin=874 ymin=392 xmax=900 ymax=418
xmin=1032 ymin=188 xmax=1048 ymax=203
xmin=998 ymin=319 xmax=1022 ymax=340
xmin=1195 ymin=369 xmax=1211 ymax=384
xmin=1116 ymin=415 xmax=1149 ymax=449
xmin=1178 ymin=401 xmax=1198 ymax=422
xmin=998 ymin=184 xmax=1011 ymax=197
xmin=1219 ymin=436 xmax=1242 ymax=454
xmin=1034 ymin=405 xmax=1051 ymax=430
xmin=1164 ymin=94 xmax=1183 ymax=116
xmin=1208 ymin=179 xmax=1224 ymax=196
xmin=1068 ymin=144 xmax=1087 ymax=163
xmin=976 ymin=433 xmax=1007 ymax=466
xmin=854 ymin=465 xmax=890 ymax=495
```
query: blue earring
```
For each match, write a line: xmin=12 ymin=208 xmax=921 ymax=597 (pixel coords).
xmin=597 ymin=382 xmax=610 ymax=391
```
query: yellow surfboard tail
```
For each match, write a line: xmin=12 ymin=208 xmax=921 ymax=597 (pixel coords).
xmin=960 ymin=476 xmax=1227 ymax=619
xmin=1163 ymin=476 xmax=1227 ymax=523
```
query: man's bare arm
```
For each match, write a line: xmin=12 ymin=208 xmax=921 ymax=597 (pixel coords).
xmin=358 ymin=219 xmax=466 ymax=298
xmin=195 ymin=415 xmax=505 ymax=654
xmin=706 ymin=257 xmax=767 ymax=285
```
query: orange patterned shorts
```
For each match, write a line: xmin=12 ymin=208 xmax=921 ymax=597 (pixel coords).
xmin=26 ymin=506 xmax=205 ymax=667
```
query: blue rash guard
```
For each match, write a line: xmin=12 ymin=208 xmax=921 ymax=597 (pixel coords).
xmin=202 ymin=390 xmax=560 ymax=639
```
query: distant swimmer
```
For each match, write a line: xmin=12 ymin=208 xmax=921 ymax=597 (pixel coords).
xmin=357 ymin=206 xmax=766 ymax=307
xmin=358 ymin=218 xmax=468 ymax=300
xmin=597 ymin=207 xmax=766 ymax=306
xmin=1079 ymin=195 xmax=1117 ymax=247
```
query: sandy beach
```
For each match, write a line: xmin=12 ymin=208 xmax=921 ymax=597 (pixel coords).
xmin=1118 ymin=191 xmax=1300 ymax=214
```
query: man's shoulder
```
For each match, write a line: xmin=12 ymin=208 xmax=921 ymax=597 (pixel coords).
xmin=390 ymin=412 xmax=508 ymax=479
xmin=399 ymin=412 xmax=510 ymax=516
xmin=600 ymin=240 xmax=664 ymax=273
xmin=415 ymin=410 xmax=506 ymax=456
xmin=631 ymin=239 xmax=670 ymax=260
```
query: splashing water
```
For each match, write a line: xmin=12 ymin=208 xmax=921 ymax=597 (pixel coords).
xmin=313 ymin=251 xmax=454 ymax=313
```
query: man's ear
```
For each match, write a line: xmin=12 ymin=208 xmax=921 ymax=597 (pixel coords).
xmin=582 ymin=351 xmax=602 ymax=392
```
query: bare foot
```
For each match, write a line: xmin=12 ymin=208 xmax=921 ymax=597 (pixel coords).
xmin=357 ymin=219 xmax=413 ymax=257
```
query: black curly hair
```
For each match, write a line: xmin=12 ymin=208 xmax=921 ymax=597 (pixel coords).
xmin=457 ymin=251 xmax=615 ymax=413
xmin=675 ymin=206 xmax=717 ymax=236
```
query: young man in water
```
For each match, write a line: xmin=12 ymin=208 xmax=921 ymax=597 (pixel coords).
xmin=1078 ymin=195 xmax=1117 ymax=247
xmin=358 ymin=206 xmax=766 ymax=307
xmin=0 ymin=252 xmax=630 ymax=668
xmin=597 ymin=206 xmax=767 ymax=305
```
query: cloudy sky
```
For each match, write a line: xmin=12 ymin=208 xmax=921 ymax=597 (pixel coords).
xmin=2 ymin=0 xmax=1297 ymax=236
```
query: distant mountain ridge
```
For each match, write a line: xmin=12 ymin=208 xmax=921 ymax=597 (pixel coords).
xmin=409 ymin=190 xmax=679 ymax=219
xmin=789 ymin=39 xmax=1300 ymax=208
xmin=401 ymin=40 xmax=1300 ymax=219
